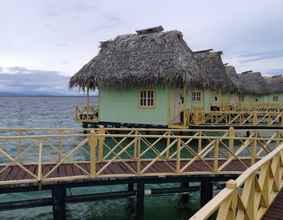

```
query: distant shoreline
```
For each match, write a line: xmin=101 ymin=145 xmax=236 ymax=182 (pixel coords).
xmin=0 ymin=95 xmax=97 ymax=97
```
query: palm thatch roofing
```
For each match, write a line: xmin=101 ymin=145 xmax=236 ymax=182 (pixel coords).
xmin=238 ymin=71 xmax=270 ymax=95
xmin=225 ymin=65 xmax=241 ymax=91
xmin=69 ymin=26 xmax=207 ymax=90
xmin=70 ymin=26 xmax=283 ymax=95
xmin=193 ymin=50 xmax=236 ymax=91
xmin=266 ymin=75 xmax=283 ymax=93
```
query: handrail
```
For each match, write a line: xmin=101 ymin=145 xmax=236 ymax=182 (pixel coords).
xmin=189 ymin=142 xmax=283 ymax=220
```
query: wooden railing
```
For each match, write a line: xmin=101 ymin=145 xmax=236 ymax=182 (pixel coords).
xmin=189 ymin=141 xmax=283 ymax=220
xmin=0 ymin=128 xmax=282 ymax=186
xmin=190 ymin=111 xmax=283 ymax=126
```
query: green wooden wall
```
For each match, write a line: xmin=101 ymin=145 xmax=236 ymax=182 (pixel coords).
xmin=99 ymin=86 xmax=170 ymax=125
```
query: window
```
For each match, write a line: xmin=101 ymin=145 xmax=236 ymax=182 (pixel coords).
xmin=140 ymin=90 xmax=155 ymax=107
xmin=192 ymin=91 xmax=201 ymax=101
xmin=273 ymin=96 xmax=279 ymax=102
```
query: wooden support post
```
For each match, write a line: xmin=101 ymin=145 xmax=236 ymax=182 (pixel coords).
xmin=229 ymin=127 xmax=235 ymax=159
xmin=200 ymin=180 xmax=213 ymax=207
xmin=179 ymin=181 xmax=190 ymax=208
xmin=213 ymin=139 xmax=219 ymax=172
xmin=88 ymin=130 xmax=97 ymax=177
xmin=128 ymin=182 xmax=135 ymax=213
xmin=136 ymin=182 xmax=145 ymax=218
xmin=52 ymin=186 xmax=66 ymax=220
xmin=98 ymin=127 xmax=105 ymax=162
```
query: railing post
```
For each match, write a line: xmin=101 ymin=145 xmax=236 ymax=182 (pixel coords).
xmin=214 ymin=139 xmax=219 ymax=172
xmin=166 ymin=131 xmax=170 ymax=159
xmin=98 ymin=127 xmax=105 ymax=162
xmin=268 ymin=112 xmax=272 ymax=126
xmin=88 ymin=130 xmax=97 ymax=177
xmin=229 ymin=127 xmax=235 ymax=159
xmin=58 ymin=130 xmax=64 ymax=161
xmin=37 ymin=143 xmax=43 ymax=182
xmin=198 ymin=131 xmax=202 ymax=153
xmin=137 ymin=135 xmax=141 ymax=175
xmin=134 ymin=130 xmax=138 ymax=160
xmin=252 ymin=111 xmax=257 ymax=126
xmin=176 ymin=137 xmax=181 ymax=174
xmin=16 ymin=130 xmax=23 ymax=161
xmin=252 ymin=133 xmax=257 ymax=165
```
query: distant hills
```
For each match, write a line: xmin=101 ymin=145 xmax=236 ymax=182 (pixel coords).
xmin=0 ymin=66 xmax=97 ymax=97
xmin=0 ymin=92 xmax=88 ymax=97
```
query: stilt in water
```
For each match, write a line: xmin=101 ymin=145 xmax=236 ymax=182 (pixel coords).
xmin=200 ymin=180 xmax=213 ymax=207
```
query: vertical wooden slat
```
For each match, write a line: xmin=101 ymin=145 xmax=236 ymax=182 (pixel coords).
xmin=198 ymin=131 xmax=202 ymax=153
xmin=214 ymin=139 xmax=219 ymax=171
xmin=165 ymin=131 xmax=170 ymax=159
xmin=98 ymin=128 xmax=105 ymax=162
xmin=58 ymin=130 xmax=64 ymax=161
xmin=37 ymin=143 xmax=43 ymax=181
xmin=176 ymin=137 xmax=181 ymax=173
xmin=88 ymin=130 xmax=97 ymax=177
xmin=229 ymin=127 xmax=235 ymax=159
xmin=137 ymin=136 xmax=141 ymax=174
xmin=252 ymin=134 xmax=257 ymax=165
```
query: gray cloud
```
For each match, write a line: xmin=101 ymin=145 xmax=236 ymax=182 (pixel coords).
xmin=0 ymin=67 xmax=89 ymax=96
xmin=238 ymin=50 xmax=283 ymax=63
xmin=0 ymin=0 xmax=282 ymax=77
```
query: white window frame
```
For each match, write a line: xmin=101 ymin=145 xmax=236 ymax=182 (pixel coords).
xmin=139 ymin=90 xmax=155 ymax=108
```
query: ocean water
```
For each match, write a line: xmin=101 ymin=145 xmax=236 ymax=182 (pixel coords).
xmin=0 ymin=96 xmax=199 ymax=220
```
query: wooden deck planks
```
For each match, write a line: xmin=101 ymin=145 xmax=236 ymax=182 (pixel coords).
xmin=0 ymin=159 xmax=251 ymax=185
xmin=263 ymin=189 xmax=283 ymax=220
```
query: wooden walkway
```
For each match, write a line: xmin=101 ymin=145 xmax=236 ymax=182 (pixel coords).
xmin=263 ymin=190 xmax=283 ymax=220
xmin=0 ymin=159 xmax=251 ymax=186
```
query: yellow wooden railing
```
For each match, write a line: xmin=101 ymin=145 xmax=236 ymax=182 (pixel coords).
xmin=0 ymin=128 xmax=282 ymax=186
xmin=190 ymin=141 xmax=283 ymax=220
xmin=189 ymin=111 xmax=283 ymax=126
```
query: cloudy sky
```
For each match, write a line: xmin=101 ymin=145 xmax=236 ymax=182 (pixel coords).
xmin=0 ymin=0 xmax=283 ymax=94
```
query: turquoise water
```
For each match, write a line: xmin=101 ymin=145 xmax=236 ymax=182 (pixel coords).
xmin=0 ymin=97 xmax=199 ymax=220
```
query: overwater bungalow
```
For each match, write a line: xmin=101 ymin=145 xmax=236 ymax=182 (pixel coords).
xmin=70 ymin=26 xmax=283 ymax=127
xmin=265 ymin=75 xmax=283 ymax=101
xmin=193 ymin=50 xmax=236 ymax=111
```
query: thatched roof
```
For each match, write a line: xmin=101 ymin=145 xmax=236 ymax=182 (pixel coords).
xmin=70 ymin=26 xmax=207 ymax=90
xmin=238 ymin=71 xmax=270 ymax=95
xmin=225 ymin=65 xmax=241 ymax=91
xmin=266 ymin=75 xmax=283 ymax=93
xmin=193 ymin=50 xmax=235 ymax=91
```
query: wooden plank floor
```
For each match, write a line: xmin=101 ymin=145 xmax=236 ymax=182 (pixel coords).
xmin=0 ymin=159 xmax=252 ymax=184
xmin=263 ymin=190 xmax=283 ymax=220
